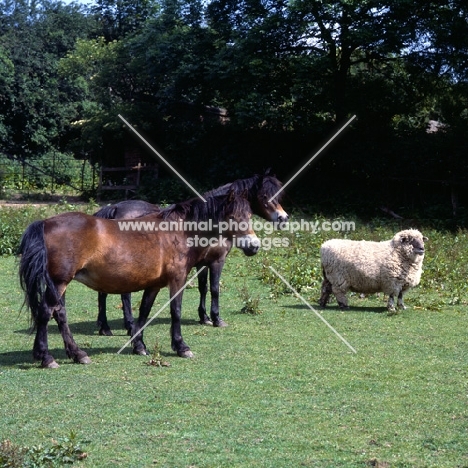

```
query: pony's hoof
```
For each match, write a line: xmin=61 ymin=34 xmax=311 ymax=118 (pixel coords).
xmin=133 ymin=348 xmax=149 ymax=356
xmin=78 ymin=356 xmax=92 ymax=364
xmin=178 ymin=350 xmax=194 ymax=358
xmin=200 ymin=319 xmax=213 ymax=326
xmin=43 ymin=360 xmax=59 ymax=369
xmin=99 ymin=329 xmax=113 ymax=336
xmin=213 ymin=319 xmax=228 ymax=327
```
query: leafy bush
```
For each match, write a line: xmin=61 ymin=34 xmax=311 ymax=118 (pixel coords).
xmin=0 ymin=206 xmax=50 ymax=255
xmin=238 ymin=281 xmax=262 ymax=315
xmin=0 ymin=432 xmax=87 ymax=467
xmin=0 ymin=201 xmax=98 ymax=255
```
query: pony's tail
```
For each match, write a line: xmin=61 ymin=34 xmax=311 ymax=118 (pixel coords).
xmin=18 ymin=221 xmax=60 ymax=328
xmin=93 ymin=205 xmax=117 ymax=219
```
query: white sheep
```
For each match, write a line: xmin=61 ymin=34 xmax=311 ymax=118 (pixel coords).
xmin=319 ymin=229 xmax=427 ymax=312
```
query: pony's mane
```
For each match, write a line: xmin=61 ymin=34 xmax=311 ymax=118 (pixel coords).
xmin=158 ymin=193 xmax=251 ymax=223
xmin=203 ymin=170 xmax=284 ymax=203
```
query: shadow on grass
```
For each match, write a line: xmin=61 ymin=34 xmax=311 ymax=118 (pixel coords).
xmin=13 ymin=317 xmax=202 ymax=336
xmin=282 ymin=303 xmax=388 ymax=313
xmin=0 ymin=344 xmax=181 ymax=368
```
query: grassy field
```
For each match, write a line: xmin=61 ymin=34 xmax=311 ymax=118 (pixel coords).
xmin=1 ymin=211 xmax=468 ymax=467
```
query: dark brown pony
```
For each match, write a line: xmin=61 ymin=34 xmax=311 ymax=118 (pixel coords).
xmin=94 ymin=171 xmax=288 ymax=335
xmin=18 ymin=192 xmax=259 ymax=368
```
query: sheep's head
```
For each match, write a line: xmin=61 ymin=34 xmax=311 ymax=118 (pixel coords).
xmin=393 ymin=229 xmax=427 ymax=259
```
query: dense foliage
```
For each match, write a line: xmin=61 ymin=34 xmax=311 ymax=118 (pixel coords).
xmin=0 ymin=201 xmax=98 ymax=255
xmin=0 ymin=0 xmax=467 ymax=217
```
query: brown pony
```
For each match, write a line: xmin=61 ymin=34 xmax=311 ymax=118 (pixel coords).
xmin=94 ymin=170 xmax=289 ymax=335
xmin=18 ymin=192 xmax=259 ymax=368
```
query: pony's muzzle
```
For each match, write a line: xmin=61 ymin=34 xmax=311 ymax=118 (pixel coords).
xmin=274 ymin=207 xmax=289 ymax=228
xmin=236 ymin=234 xmax=260 ymax=256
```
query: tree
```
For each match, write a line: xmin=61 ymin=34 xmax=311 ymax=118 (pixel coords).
xmin=0 ymin=0 xmax=92 ymax=160
xmin=91 ymin=0 xmax=158 ymax=41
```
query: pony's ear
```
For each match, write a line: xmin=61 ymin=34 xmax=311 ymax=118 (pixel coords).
xmin=227 ymin=189 xmax=236 ymax=202
xmin=264 ymin=167 xmax=275 ymax=177
xmin=241 ymin=188 xmax=249 ymax=199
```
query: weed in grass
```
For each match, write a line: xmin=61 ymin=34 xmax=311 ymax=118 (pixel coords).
xmin=239 ymin=280 xmax=262 ymax=315
xmin=367 ymin=458 xmax=390 ymax=468
xmin=0 ymin=439 xmax=23 ymax=467
xmin=146 ymin=340 xmax=171 ymax=367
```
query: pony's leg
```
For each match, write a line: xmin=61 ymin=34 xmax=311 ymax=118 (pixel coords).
xmin=169 ymin=284 xmax=193 ymax=358
xmin=196 ymin=265 xmax=212 ymax=325
xmin=53 ymin=302 xmax=91 ymax=365
xmin=209 ymin=261 xmax=228 ymax=327
xmin=131 ymin=288 xmax=159 ymax=356
xmin=33 ymin=299 xmax=57 ymax=368
xmin=97 ymin=292 xmax=113 ymax=336
xmin=121 ymin=293 xmax=134 ymax=335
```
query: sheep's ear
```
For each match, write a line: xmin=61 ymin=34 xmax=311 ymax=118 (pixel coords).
xmin=423 ymin=236 xmax=429 ymax=242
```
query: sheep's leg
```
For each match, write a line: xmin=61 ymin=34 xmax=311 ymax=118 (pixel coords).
xmin=319 ymin=278 xmax=333 ymax=307
xmin=387 ymin=294 xmax=397 ymax=313
xmin=333 ymin=288 xmax=349 ymax=310
xmin=397 ymin=291 xmax=406 ymax=310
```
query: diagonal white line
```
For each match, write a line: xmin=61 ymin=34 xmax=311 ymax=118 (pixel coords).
xmin=268 ymin=266 xmax=357 ymax=354
xmin=117 ymin=266 xmax=207 ymax=354
xmin=268 ymin=115 xmax=357 ymax=202
xmin=118 ymin=114 xmax=207 ymax=202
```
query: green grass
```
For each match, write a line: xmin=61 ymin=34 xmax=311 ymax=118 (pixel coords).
xmin=1 ymin=210 xmax=468 ymax=467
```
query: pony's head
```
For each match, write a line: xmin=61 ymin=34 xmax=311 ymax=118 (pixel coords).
xmin=222 ymin=190 xmax=260 ymax=257
xmin=252 ymin=169 xmax=289 ymax=224
xmin=205 ymin=170 xmax=289 ymax=225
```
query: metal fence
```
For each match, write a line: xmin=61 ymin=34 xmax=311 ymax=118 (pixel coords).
xmin=0 ymin=154 xmax=98 ymax=196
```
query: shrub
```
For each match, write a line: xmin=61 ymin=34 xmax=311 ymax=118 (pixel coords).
xmin=0 ymin=201 xmax=98 ymax=256
xmin=0 ymin=432 xmax=87 ymax=467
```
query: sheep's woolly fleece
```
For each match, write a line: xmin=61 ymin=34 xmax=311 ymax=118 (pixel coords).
xmin=319 ymin=229 xmax=426 ymax=311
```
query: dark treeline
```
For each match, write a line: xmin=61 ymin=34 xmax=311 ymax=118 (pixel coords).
xmin=1 ymin=0 xmax=467 ymax=219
